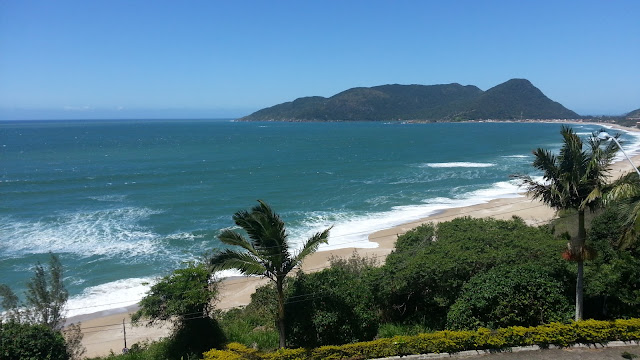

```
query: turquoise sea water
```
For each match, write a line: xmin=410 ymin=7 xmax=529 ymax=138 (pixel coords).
xmin=1 ymin=119 xmax=639 ymax=316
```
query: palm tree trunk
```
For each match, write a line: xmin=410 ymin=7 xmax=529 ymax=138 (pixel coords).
xmin=575 ymin=209 xmax=586 ymax=321
xmin=276 ymin=278 xmax=286 ymax=348
xmin=576 ymin=260 xmax=584 ymax=321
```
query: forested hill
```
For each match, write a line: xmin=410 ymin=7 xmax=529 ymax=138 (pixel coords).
xmin=238 ymin=79 xmax=580 ymax=121
xmin=628 ymin=108 xmax=640 ymax=118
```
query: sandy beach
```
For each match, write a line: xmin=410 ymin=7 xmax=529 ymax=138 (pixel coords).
xmin=77 ymin=122 xmax=640 ymax=358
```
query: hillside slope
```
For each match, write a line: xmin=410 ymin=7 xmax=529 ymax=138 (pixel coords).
xmin=239 ymin=79 xmax=579 ymax=121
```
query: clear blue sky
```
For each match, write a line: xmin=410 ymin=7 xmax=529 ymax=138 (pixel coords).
xmin=1 ymin=0 xmax=639 ymax=120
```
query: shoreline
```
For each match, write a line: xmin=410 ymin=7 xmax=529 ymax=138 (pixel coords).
xmin=77 ymin=194 xmax=561 ymax=357
xmin=77 ymin=122 xmax=640 ymax=357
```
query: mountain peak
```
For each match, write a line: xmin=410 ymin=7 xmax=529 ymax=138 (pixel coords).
xmin=239 ymin=79 xmax=578 ymax=121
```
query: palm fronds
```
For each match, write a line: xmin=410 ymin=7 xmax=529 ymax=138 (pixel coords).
xmin=209 ymin=200 xmax=331 ymax=348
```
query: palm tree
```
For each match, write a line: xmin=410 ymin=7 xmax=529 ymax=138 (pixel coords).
xmin=209 ymin=200 xmax=331 ymax=348
xmin=513 ymin=126 xmax=618 ymax=320
xmin=602 ymin=171 xmax=640 ymax=249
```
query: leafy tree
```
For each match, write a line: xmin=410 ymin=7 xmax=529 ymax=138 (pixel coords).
xmin=0 ymin=253 xmax=69 ymax=330
xmin=376 ymin=217 xmax=569 ymax=329
xmin=512 ymin=126 xmax=618 ymax=320
xmin=285 ymin=253 xmax=379 ymax=347
xmin=209 ymin=200 xmax=331 ymax=348
xmin=1 ymin=253 xmax=69 ymax=329
xmin=0 ymin=253 xmax=85 ymax=359
xmin=584 ymin=204 xmax=640 ymax=319
xmin=25 ymin=253 xmax=68 ymax=330
xmin=132 ymin=262 xmax=225 ymax=358
xmin=62 ymin=323 xmax=85 ymax=360
xmin=0 ymin=284 xmax=21 ymax=323
xmin=446 ymin=265 xmax=572 ymax=330
xmin=601 ymin=171 xmax=640 ymax=250
xmin=0 ymin=321 xmax=69 ymax=360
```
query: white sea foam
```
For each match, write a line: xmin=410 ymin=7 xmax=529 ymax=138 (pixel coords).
xmin=65 ymin=277 xmax=156 ymax=317
xmin=0 ymin=207 xmax=162 ymax=259
xmin=422 ymin=162 xmax=496 ymax=168
xmin=212 ymin=269 xmax=245 ymax=280
xmin=165 ymin=232 xmax=206 ymax=241
xmin=88 ymin=194 xmax=127 ymax=202
xmin=66 ymin=269 xmax=245 ymax=317
xmin=599 ymin=125 xmax=640 ymax=162
xmin=618 ymin=132 xmax=640 ymax=158
xmin=501 ymin=155 xmax=530 ymax=158
xmin=287 ymin=179 xmax=526 ymax=252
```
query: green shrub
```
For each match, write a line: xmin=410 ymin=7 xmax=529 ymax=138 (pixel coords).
xmin=377 ymin=217 xmax=569 ymax=328
xmin=261 ymin=348 xmax=308 ymax=360
xmin=285 ymin=253 xmax=379 ymax=348
xmin=218 ymin=307 xmax=279 ymax=351
xmin=529 ymin=322 xmax=576 ymax=347
xmin=574 ymin=319 xmax=616 ymax=344
xmin=200 ymin=318 xmax=640 ymax=359
xmin=217 ymin=286 xmax=280 ymax=351
xmin=446 ymin=265 xmax=572 ymax=330
xmin=376 ymin=323 xmax=432 ymax=338
xmin=494 ymin=326 xmax=534 ymax=347
xmin=202 ymin=348 xmax=246 ymax=360
xmin=132 ymin=262 xmax=225 ymax=358
xmin=0 ymin=321 xmax=69 ymax=360
xmin=585 ymin=205 xmax=640 ymax=319
xmin=612 ymin=318 xmax=640 ymax=341
xmin=202 ymin=342 xmax=261 ymax=360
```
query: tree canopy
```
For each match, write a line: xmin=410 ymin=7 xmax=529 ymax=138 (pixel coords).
xmin=512 ymin=126 xmax=618 ymax=320
xmin=132 ymin=262 xmax=225 ymax=358
xmin=239 ymin=79 xmax=578 ymax=121
xmin=0 ymin=253 xmax=68 ymax=330
xmin=376 ymin=217 xmax=569 ymax=329
xmin=209 ymin=200 xmax=331 ymax=348
xmin=0 ymin=321 xmax=69 ymax=360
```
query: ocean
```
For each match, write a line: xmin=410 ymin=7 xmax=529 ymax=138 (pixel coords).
xmin=1 ymin=119 xmax=639 ymax=317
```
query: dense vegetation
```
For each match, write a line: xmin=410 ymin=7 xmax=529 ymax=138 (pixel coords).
xmin=208 ymin=200 xmax=331 ymax=348
xmin=0 ymin=253 xmax=84 ymax=360
xmin=464 ymin=79 xmax=579 ymax=120
xmin=92 ymin=207 xmax=640 ymax=359
xmin=202 ymin=319 xmax=640 ymax=360
xmin=130 ymin=263 xmax=225 ymax=359
xmin=0 ymin=321 xmax=69 ymax=360
xmin=513 ymin=126 xmax=618 ymax=320
xmin=285 ymin=254 xmax=380 ymax=348
xmin=5 ymin=198 xmax=638 ymax=360
xmin=239 ymin=79 xmax=580 ymax=121
xmin=374 ymin=218 xmax=572 ymax=329
xmin=7 ymin=130 xmax=640 ymax=359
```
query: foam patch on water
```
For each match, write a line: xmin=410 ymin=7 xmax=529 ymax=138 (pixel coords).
xmin=421 ymin=162 xmax=496 ymax=168
xmin=597 ymin=125 xmax=640 ymax=162
xmin=88 ymin=194 xmax=127 ymax=202
xmin=618 ymin=131 xmax=640 ymax=158
xmin=66 ymin=270 xmax=246 ymax=317
xmin=0 ymin=207 xmax=162 ymax=259
xmin=287 ymin=179 xmax=526 ymax=252
xmin=65 ymin=277 xmax=156 ymax=317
